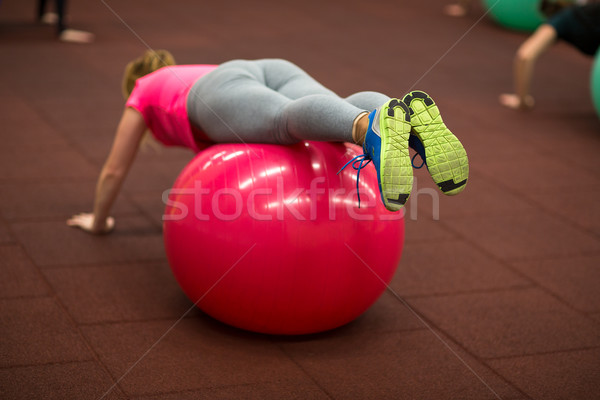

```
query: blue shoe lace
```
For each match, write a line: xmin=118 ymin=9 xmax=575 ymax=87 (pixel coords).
xmin=411 ymin=153 xmax=425 ymax=169
xmin=409 ymin=134 xmax=427 ymax=169
xmin=337 ymin=154 xmax=372 ymax=208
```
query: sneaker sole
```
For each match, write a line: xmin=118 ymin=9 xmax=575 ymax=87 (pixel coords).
xmin=402 ymin=91 xmax=468 ymax=195
xmin=378 ymin=99 xmax=413 ymax=211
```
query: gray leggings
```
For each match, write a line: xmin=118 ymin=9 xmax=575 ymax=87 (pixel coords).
xmin=187 ymin=59 xmax=390 ymax=144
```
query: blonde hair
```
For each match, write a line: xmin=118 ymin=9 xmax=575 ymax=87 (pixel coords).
xmin=122 ymin=49 xmax=176 ymax=151
xmin=122 ymin=49 xmax=176 ymax=99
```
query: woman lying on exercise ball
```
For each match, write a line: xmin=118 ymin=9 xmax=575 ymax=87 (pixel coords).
xmin=67 ymin=50 xmax=469 ymax=234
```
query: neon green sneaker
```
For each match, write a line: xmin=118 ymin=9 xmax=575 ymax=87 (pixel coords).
xmin=402 ymin=91 xmax=468 ymax=195
xmin=339 ymin=99 xmax=413 ymax=211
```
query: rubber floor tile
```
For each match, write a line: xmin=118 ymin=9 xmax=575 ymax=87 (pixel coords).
xmin=445 ymin=210 xmax=600 ymax=261
xmin=395 ymin=239 xmax=528 ymax=297
xmin=11 ymin=217 xmax=165 ymax=267
xmin=42 ymin=261 xmax=199 ymax=324
xmin=1 ymin=54 xmax=110 ymax=105
xmin=478 ymin=153 xmax=600 ymax=193
xmin=322 ymin=289 xmax=426 ymax=335
xmin=34 ymin=110 xmax=124 ymax=161
xmin=279 ymin=329 xmax=523 ymax=400
xmin=129 ymin=192 xmax=173 ymax=228
xmin=65 ymin=132 xmax=120 ymax=167
xmin=0 ymin=361 xmax=126 ymax=400
xmin=402 ymin=217 xmax=455 ymax=243
xmin=83 ymin=144 xmax=194 ymax=175
xmin=0 ymin=26 xmax=55 ymax=47
xmin=510 ymin=254 xmax=600 ymax=313
xmin=521 ymin=187 xmax=600 ymax=237
xmin=81 ymin=319 xmax=310 ymax=397
xmin=122 ymin=158 xmax=193 ymax=195
xmin=414 ymin=173 xmax=537 ymax=220
xmin=0 ymin=181 xmax=138 ymax=221
xmin=45 ymin=99 xmax=124 ymax=165
xmin=0 ymin=149 xmax=97 ymax=182
xmin=131 ymin=381 xmax=330 ymax=400
xmin=134 ymin=146 xmax=196 ymax=164
xmin=452 ymin=121 xmax=542 ymax=168
xmin=402 ymin=174 xmax=477 ymax=221
xmin=488 ymin=348 xmax=600 ymax=400
xmin=0 ymin=221 xmax=14 ymax=244
xmin=34 ymin=94 xmax=122 ymax=130
xmin=409 ymin=287 xmax=600 ymax=359
xmin=0 ymin=245 xmax=49 ymax=298
xmin=0 ymin=297 xmax=92 ymax=367
xmin=517 ymin=115 xmax=600 ymax=173
xmin=0 ymin=97 xmax=72 ymax=153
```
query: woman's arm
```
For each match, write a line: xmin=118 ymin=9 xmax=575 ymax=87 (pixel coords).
xmin=67 ymin=107 xmax=147 ymax=234
xmin=500 ymin=24 xmax=558 ymax=110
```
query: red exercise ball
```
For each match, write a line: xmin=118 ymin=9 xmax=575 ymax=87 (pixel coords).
xmin=163 ymin=141 xmax=404 ymax=335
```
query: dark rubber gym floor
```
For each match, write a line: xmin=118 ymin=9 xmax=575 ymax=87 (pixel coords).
xmin=1 ymin=0 xmax=599 ymax=399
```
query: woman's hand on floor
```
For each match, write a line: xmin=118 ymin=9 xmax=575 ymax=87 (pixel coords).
xmin=67 ymin=213 xmax=115 ymax=234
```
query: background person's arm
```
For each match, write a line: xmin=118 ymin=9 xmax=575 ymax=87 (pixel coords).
xmin=500 ymin=24 xmax=558 ymax=110
xmin=67 ymin=107 xmax=147 ymax=234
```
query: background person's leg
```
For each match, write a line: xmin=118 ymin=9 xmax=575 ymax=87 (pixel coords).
xmin=37 ymin=0 xmax=48 ymax=20
xmin=55 ymin=0 xmax=66 ymax=34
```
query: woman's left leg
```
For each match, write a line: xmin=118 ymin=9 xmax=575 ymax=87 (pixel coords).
xmin=188 ymin=59 xmax=380 ymax=144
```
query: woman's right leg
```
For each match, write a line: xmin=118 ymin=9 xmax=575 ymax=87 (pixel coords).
xmin=344 ymin=91 xmax=391 ymax=112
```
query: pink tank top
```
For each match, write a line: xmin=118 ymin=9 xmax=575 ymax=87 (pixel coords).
xmin=125 ymin=65 xmax=218 ymax=152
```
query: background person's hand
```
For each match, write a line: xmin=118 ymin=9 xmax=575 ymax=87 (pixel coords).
xmin=67 ymin=213 xmax=115 ymax=234
xmin=499 ymin=93 xmax=535 ymax=110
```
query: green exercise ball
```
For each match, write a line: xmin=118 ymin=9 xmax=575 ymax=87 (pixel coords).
xmin=482 ymin=0 xmax=546 ymax=32
xmin=592 ymin=50 xmax=600 ymax=118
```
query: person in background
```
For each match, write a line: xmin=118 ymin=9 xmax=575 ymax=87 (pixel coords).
xmin=38 ymin=0 xmax=94 ymax=43
xmin=500 ymin=0 xmax=600 ymax=110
